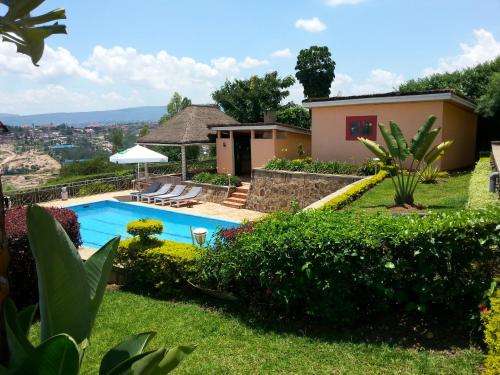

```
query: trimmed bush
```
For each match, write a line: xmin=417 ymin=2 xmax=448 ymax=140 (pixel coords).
xmin=192 ymin=172 xmax=241 ymax=186
xmin=322 ymin=171 xmax=388 ymax=210
xmin=483 ymin=286 xmax=500 ymax=375
xmin=126 ymin=219 xmax=163 ymax=240
xmin=116 ymin=237 xmax=198 ymax=295
xmin=6 ymin=206 xmax=82 ymax=308
xmin=200 ymin=206 xmax=500 ymax=324
xmin=467 ymin=157 xmax=498 ymax=208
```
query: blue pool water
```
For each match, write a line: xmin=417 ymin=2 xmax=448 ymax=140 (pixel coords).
xmin=69 ymin=200 xmax=240 ymax=248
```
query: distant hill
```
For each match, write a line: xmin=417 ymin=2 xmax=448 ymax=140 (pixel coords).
xmin=0 ymin=106 xmax=166 ymax=126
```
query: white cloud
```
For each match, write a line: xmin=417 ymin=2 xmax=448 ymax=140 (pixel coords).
xmin=271 ymin=48 xmax=292 ymax=58
xmin=0 ymin=42 xmax=108 ymax=83
xmin=238 ymin=57 xmax=269 ymax=69
xmin=424 ymin=29 xmax=500 ymax=75
xmin=211 ymin=56 xmax=239 ymax=78
xmin=295 ymin=17 xmax=327 ymax=33
xmin=325 ymin=0 xmax=366 ymax=6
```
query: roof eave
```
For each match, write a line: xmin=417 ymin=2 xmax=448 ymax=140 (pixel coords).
xmin=303 ymin=92 xmax=476 ymax=110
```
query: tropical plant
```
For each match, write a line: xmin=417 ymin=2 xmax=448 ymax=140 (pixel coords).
xmin=0 ymin=206 xmax=193 ymax=373
xmin=358 ymin=115 xmax=454 ymax=206
xmin=418 ymin=164 xmax=441 ymax=184
xmin=295 ymin=46 xmax=336 ymax=99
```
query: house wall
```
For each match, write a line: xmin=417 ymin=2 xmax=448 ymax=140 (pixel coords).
xmin=274 ymin=132 xmax=312 ymax=160
xmin=216 ymin=136 xmax=234 ymax=175
xmin=251 ymin=138 xmax=275 ymax=169
xmin=441 ymin=102 xmax=478 ymax=170
xmin=311 ymin=101 xmax=445 ymax=168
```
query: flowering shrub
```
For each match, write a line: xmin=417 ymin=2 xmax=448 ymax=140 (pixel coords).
xmin=200 ymin=206 xmax=500 ymax=324
xmin=216 ymin=222 xmax=255 ymax=245
xmin=6 ymin=206 xmax=81 ymax=308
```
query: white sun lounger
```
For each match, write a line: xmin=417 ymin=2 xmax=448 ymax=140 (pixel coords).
xmin=153 ymin=185 xmax=187 ymax=205
xmin=167 ymin=187 xmax=203 ymax=207
xmin=139 ymin=183 xmax=173 ymax=203
xmin=129 ymin=182 xmax=161 ymax=201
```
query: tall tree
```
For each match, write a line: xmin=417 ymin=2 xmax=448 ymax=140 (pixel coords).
xmin=138 ymin=124 xmax=149 ymax=137
xmin=295 ymin=46 xmax=336 ymax=99
xmin=109 ymin=128 xmax=124 ymax=152
xmin=212 ymin=71 xmax=295 ymax=123
xmin=277 ymin=105 xmax=311 ymax=129
xmin=160 ymin=92 xmax=192 ymax=123
xmin=0 ymin=0 xmax=67 ymax=364
xmin=477 ymin=72 xmax=500 ymax=117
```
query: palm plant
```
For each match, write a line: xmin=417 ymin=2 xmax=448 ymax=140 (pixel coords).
xmin=358 ymin=115 xmax=453 ymax=206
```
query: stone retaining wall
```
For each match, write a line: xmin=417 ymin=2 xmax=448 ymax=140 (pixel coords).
xmin=247 ymin=168 xmax=363 ymax=213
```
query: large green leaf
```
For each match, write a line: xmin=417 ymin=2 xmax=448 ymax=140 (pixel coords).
xmin=412 ymin=128 xmax=440 ymax=161
xmin=357 ymin=137 xmax=390 ymax=163
xmin=15 ymin=8 xmax=66 ymax=27
xmin=13 ymin=334 xmax=80 ymax=375
xmin=100 ymin=332 xmax=156 ymax=375
xmin=152 ymin=346 xmax=196 ymax=375
xmin=378 ymin=124 xmax=399 ymax=158
xmin=4 ymin=299 xmax=34 ymax=368
xmin=85 ymin=236 xmax=120 ymax=328
xmin=410 ymin=115 xmax=436 ymax=157
xmin=125 ymin=348 xmax=166 ymax=375
xmin=16 ymin=304 xmax=37 ymax=337
xmin=27 ymin=205 xmax=92 ymax=344
xmin=424 ymin=140 xmax=454 ymax=165
xmin=389 ymin=121 xmax=410 ymax=161
xmin=4 ymin=0 xmax=44 ymax=20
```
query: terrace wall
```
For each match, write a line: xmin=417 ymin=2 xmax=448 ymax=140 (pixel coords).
xmin=247 ymin=168 xmax=362 ymax=213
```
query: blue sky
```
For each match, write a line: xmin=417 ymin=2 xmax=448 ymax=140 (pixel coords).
xmin=1 ymin=0 xmax=499 ymax=115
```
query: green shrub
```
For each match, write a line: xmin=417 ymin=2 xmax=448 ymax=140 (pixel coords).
xmin=467 ymin=157 xmax=499 ymax=208
xmin=192 ymin=172 xmax=241 ymax=186
xmin=77 ymin=182 xmax=116 ymax=196
xmin=200 ymin=206 xmax=500 ymax=324
xmin=322 ymin=171 xmax=388 ymax=210
xmin=483 ymin=285 xmax=500 ymax=375
xmin=264 ymin=158 xmax=368 ymax=175
xmin=116 ymin=237 xmax=199 ymax=294
xmin=126 ymin=219 xmax=163 ymax=240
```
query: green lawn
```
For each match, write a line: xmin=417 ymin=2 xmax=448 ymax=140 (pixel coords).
xmin=345 ymin=172 xmax=471 ymax=214
xmin=31 ymin=290 xmax=483 ymax=374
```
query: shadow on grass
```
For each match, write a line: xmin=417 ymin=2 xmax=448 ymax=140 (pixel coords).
xmin=115 ymin=285 xmax=482 ymax=353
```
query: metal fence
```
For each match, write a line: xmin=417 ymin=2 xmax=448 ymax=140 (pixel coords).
xmin=6 ymin=176 xmax=133 ymax=207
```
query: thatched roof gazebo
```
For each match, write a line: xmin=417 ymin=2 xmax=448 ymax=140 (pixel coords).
xmin=138 ymin=105 xmax=238 ymax=180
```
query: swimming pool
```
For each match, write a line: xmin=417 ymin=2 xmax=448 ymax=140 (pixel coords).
xmin=69 ymin=200 xmax=240 ymax=248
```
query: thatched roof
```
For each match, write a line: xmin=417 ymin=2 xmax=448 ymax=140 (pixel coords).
xmin=138 ymin=105 xmax=239 ymax=145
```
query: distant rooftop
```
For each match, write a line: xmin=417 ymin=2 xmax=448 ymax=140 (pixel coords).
xmin=302 ymin=90 xmax=476 ymax=110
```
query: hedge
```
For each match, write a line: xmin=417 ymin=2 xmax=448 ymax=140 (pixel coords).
xmin=322 ymin=170 xmax=388 ymax=210
xmin=116 ymin=237 xmax=199 ymax=295
xmin=200 ymin=206 xmax=500 ymax=324
xmin=263 ymin=158 xmax=381 ymax=176
xmin=483 ymin=285 xmax=500 ymax=375
xmin=192 ymin=172 xmax=241 ymax=186
xmin=6 ymin=206 xmax=81 ymax=308
xmin=467 ymin=157 xmax=498 ymax=208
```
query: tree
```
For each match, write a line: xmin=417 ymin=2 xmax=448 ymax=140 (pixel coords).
xmin=159 ymin=92 xmax=191 ymax=123
xmin=0 ymin=0 xmax=67 ymax=364
xmin=477 ymin=72 xmax=500 ymax=117
xmin=277 ymin=105 xmax=311 ymax=129
xmin=358 ymin=116 xmax=454 ymax=206
xmin=295 ymin=46 xmax=336 ymax=99
xmin=109 ymin=128 xmax=124 ymax=152
xmin=138 ymin=124 xmax=149 ymax=137
xmin=212 ymin=71 xmax=295 ymax=123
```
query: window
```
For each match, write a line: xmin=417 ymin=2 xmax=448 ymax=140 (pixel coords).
xmin=346 ymin=116 xmax=377 ymax=141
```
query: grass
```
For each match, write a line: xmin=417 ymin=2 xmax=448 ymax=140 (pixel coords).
xmin=345 ymin=172 xmax=472 ymax=214
xmin=467 ymin=158 xmax=499 ymax=208
xmin=30 ymin=290 xmax=483 ymax=374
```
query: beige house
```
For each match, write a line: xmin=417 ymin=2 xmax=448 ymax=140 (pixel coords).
xmin=303 ymin=90 xmax=478 ymax=171
xmin=208 ymin=121 xmax=311 ymax=176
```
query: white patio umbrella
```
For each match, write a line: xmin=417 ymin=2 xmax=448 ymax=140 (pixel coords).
xmin=110 ymin=145 xmax=168 ymax=179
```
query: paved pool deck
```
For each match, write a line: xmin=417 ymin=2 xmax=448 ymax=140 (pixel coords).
xmin=40 ymin=189 xmax=264 ymax=223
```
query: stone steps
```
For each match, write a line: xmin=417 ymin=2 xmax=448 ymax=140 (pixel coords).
xmin=222 ymin=184 xmax=250 ymax=209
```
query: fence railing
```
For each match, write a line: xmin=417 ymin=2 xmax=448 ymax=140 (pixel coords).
xmin=6 ymin=176 xmax=134 ymax=207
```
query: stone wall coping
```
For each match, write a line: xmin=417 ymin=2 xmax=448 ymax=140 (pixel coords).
xmin=253 ymin=167 xmax=364 ymax=181
xmin=304 ymin=175 xmax=375 ymax=210
xmin=184 ymin=180 xmax=235 ymax=190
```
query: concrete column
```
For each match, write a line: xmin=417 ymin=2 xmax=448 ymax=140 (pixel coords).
xmin=251 ymin=130 xmax=255 ymax=139
xmin=272 ymin=129 xmax=277 ymax=139
xmin=181 ymin=145 xmax=187 ymax=181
